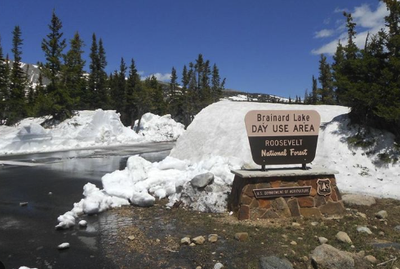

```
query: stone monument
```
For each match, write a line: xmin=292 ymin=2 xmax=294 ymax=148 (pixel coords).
xmin=228 ymin=110 xmax=345 ymax=220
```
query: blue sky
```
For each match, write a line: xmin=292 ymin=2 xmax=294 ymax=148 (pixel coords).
xmin=0 ymin=0 xmax=388 ymax=98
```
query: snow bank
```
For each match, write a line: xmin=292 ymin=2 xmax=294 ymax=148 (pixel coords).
xmin=171 ymin=100 xmax=400 ymax=199
xmin=134 ymin=113 xmax=185 ymax=142
xmin=56 ymin=100 xmax=400 ymax=228
xmin=0 ymin=110 xmax=185 ymax=155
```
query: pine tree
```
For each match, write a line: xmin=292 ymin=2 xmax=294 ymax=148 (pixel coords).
xmin=88 ymin=35 xmax=108 ymax=109
xmin=0 ymin=36 xmax=10 ymax=123
xmin=41 ymin=11 xmax=75 ymax=121
xmin=62 ymin=32 xmax=85 ymax=109
xmin=211 ymin=63 xmax=223 ymax=102
xmin=41 ymin=10 xmax=66 ymax=92
xmin=332 ymin=41 xmax=346 ymax=104
xmin=311 ymin=75 xmax=318 ymax=105
xmin=126 ymin=58 xmax=140 ymax=127
xmin=114 ymin=57 xmax=127 ymax=113
xmin=9 ymin=26 xmax=27 ymax=124
xmin=318 ymin=54 xmax=334 ymax=104
xmin=87 ymin=33 xmax=99 ymax=109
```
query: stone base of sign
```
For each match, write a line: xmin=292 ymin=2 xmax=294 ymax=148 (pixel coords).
xmin=228 ymin=168 xmax=345 ymax=220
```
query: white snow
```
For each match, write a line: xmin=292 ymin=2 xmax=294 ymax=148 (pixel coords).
xmin=57 ymin=242 xmax=70 ymax=250
xmin=0 ymin=110 xmax=184 ymax=155
xmin=7 ymin=100 xmax=392 ymax=228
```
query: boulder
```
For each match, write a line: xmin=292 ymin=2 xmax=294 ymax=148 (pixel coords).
xmin=336 ymin=231 xmax=352 ymax=244
xmin=342 ymin=194 xmax=376 ymax=206
xmin=259 ymin=255 xmax=293 ymax=269
xmin=191 ymin=172 xmax=214 ymax=189
xmin=310 ymin=244 xmax=355 ymax=269
xmin=375 ymin=210 xmax=388 ymax=219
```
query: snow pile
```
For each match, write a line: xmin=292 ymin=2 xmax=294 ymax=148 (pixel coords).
xmin=0 ymin=110 xmax=185 ymax=155
xmin=56 ymin=183 xmax=130 ymax=229
xmin=56 ymin=100 xmax=400 ymax=228
xmin=134 ymin=113 xmax=185 ymax=142
xmin=56 ymin=154 xmax=240 ymax=228
xmin=171 ymin=100 xmax=399 ymax=199
xmin=228 ymin=94 xmax=248 ymax=101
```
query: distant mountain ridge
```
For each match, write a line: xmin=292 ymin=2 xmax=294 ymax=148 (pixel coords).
xmin=11 ymin=61 xmax=289 ymax=103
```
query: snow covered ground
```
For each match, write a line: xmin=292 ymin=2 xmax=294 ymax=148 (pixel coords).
xmin=0 ymin=110 xmax=184 ymax=155
xmin=53 ymin=100 xmax=400 ymax=229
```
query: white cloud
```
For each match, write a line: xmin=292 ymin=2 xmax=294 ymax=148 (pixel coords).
xmin=314 ymin=29 xmax=335 ymax=38
xmin=145 ymin=73 xmax=172 ymax=82
xmin=312 ymin=2 xmax=389 ymax=55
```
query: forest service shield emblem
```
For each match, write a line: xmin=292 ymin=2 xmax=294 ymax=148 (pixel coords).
xmin=317 ymin=179 xmax=332 ymax=196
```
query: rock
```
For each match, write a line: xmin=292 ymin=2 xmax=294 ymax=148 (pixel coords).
xmin=192 ymin=236 xmax=206 ymax=245
xmin=310 ymin=244 xmax=355 ymax=269
xmin=208 ymin=234 xmax=218 ymax=243
xmin=19 ymin=202 xmax=28 ymax=207
xmin=292 ymin=222 xmax=301 ymax=227
xmin=319 ymin=201 xmax=346 ymax=215
xmin=311 ymin=222 xmax=319 ymax=226
xmin=128 ymin=235 xmax=135 ymax=241
xmin=356 ymin=212 xmax=367 ymax=219
xmin=58 ymin=242 xmax=70 ymax=250
xmin=259 ymin=255 xmax=293 ymax=269
xmin=357 ymin=226 xmax=372 ymax=235
xmin=189 ymin=243 xmax=196 ymax=247
xmin=394 ymin=225 xmax=400 ymax=232
xmin=234 ymin=232 xmax=249 ymax=242
xmin=78 ymin=220 xmax=87 ymax=227
xmin=238 ymin=205 xmax=250 ymax=220
xmin=181 ymin=237 xmax=191 ymax=245
xmin=191 ymin=172 xmax=214 ymax=188
xmin=336 ymin=231 xmax=352 ymax=244
xmin=379 ymin=231 xmax=385 ymax=236
xmin=196 ymin=267 xmax=202 ymax=269
xmin=272 ymin=197 xmax=291 ymax=217
xmin=48 ymin=192 xmax=53 ymax=195
xmin=364 ymin=255 xmax=377 ymax=264
xmin=214 ymin=263 xmax=224 ymax=269
xmin=290 ymin=241 xmax=297 ymax=246
xmin=375 ymin=210 xmax=388 ymax=219
xmin=342 ymin=194 xmax=376 ymax=206
xmin=319 ymin=237 xmax=328 ymax=244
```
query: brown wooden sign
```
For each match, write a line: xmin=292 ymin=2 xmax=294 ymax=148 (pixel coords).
xmin=253 ymin=186 xmax=312 ymax=199
xmin=245 ymin=110 xmax=321 ymax=166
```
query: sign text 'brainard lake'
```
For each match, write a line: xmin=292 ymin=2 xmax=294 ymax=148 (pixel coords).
xmin=245 ymin=110 xmax=321 ymax=166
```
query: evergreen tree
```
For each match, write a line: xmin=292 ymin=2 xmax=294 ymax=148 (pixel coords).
xmin=211 ymin=63 xmax=223 ymax=102
xmin=0 ymin=37 xmax=10 ymax=123
xmin=168 ymin=67 xmax=180 ymax=118
xmin=113 ymin=57 xmax=127 ymax=113
xmin=318 ymin=54 xmax=334 ymax=104
xmin=125 ymin=58 xmax=140 ymax=127
xmin=9 ymin=26 xmax=27 ymax=124
xmin=87 ymin=34 xmax=99 ymax=108
xmin=62 ymin=32 xmax=85 ymax=109
xmin=41 ymin=10 xmax=66 ymax=91
xmin=41 ymin=11 xmax=75 ymax=121
xmin=311 ymin=75 xmax=318 ymax=105
xmin=332 ymin=41 xmax=346 ymax=104
xmin=88 ymin=35 xmax=108 ymax=109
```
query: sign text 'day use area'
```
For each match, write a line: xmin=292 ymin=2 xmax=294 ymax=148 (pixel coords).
xmin=245 ymin=110 xmax=321 ymax=166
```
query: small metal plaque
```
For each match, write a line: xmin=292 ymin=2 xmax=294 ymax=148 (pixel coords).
xmin=253 ymin=186 xmax=312 ymax=199
xmin=317 ymin=179 xmax=332 ymax=196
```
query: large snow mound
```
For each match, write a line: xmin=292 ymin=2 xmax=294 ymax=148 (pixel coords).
xmin=171 ymin=100 xmax=400 ymax=199
xmin=0 ymin=110 xmax=185 ymax=155
xmin=56 ymin=100 xmax=400 ymax=228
